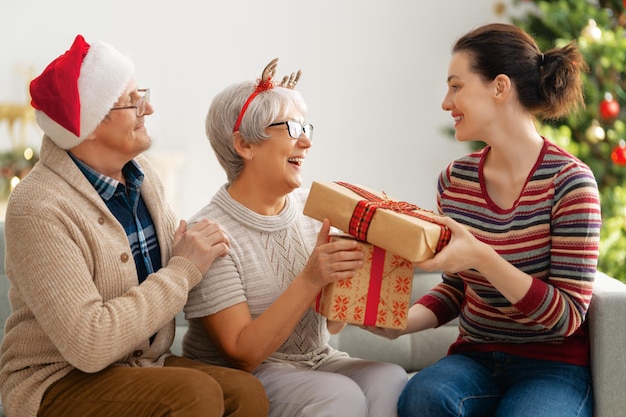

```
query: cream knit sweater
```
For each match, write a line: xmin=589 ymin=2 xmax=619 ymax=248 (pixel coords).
xmin=183 ymin=185 xmax=344 ymax=370
xmin=0 ymin=136 xmax=202 ymax=417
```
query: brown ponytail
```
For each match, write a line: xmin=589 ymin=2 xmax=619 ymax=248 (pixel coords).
xmin=453 ymin=23 xmax=587 ymax=120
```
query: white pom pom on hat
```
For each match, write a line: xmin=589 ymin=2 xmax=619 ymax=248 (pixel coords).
xmin=30 ymin=34 xmax=135 ymax=149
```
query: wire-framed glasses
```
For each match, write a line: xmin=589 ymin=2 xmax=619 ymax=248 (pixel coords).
xmin=110 ymin=88 xmax=150 ymax=116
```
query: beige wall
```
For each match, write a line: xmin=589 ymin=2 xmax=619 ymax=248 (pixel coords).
xmin=0 ymin=0 xmax=512 ymax=218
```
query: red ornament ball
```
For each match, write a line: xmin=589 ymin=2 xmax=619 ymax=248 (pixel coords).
xmin=599 ymin=93 xmax=620 ymax=121
xmin=611 ymin=140 xmax=626 ymax=166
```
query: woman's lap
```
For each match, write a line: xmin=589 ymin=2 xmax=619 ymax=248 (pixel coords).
xmin=254 ymin=355 xmax=407 ymax=417
xmin=398 ymin=352 xmax=592 ymax=417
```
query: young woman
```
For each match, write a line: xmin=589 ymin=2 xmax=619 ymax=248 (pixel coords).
xmin=182 ymin=58 xmax=407 ymax=417
xmin=367 ymin=23 xmax=601 ymax=417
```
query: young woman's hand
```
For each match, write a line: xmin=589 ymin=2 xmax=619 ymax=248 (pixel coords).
xmin=360 ymin=325 xmax=404 ymax=340
xmin=414 ymin=215 xmax=491 ymax=274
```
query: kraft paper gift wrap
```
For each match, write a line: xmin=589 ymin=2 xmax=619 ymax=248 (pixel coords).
xmin=303 ymin=181 xmax=450 ymax=262
xmin=314 ymin=235 xmax=414 ymax=329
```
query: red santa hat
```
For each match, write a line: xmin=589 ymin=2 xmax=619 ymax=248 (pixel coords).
xmin=30 ymin=34 xmax=135 ymax=149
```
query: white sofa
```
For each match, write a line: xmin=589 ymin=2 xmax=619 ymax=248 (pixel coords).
xmin=1 ymin=220 xmax=625 ymax=416
xmin=172 ymin=270 xmax=626 ymax=417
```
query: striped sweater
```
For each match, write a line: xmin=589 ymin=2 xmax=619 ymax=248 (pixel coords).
xmin=417 ymin=139 xmax=601 ymax=366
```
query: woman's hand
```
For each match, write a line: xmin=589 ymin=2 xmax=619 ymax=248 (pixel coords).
xmin=414 ymin=215 xmax=491 ymax=274
xmin=416 ymin=215 xmax=531 ymax=304
xmin=362 ymin=303 xmax=439 ymax=338
xmin=360 ymin=325 xmax=404 ymax=340
xmin=300 ymin=219 xmax=365 ymax=290
xmin=327 ymin=319 xmax=347 ymax=335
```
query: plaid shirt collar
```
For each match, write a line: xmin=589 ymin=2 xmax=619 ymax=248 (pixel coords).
xmin=68 ymin=152 xmax=145 ymax=200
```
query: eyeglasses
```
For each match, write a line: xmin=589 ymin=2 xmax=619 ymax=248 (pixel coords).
xmin=268 ymin=120 xmax=314 ymax=141
xmin=110 ymin=88 xmax=150 ymax=116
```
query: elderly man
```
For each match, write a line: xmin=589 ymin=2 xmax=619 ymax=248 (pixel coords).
xmin=0 ymin=35 xmax=268 ymax=417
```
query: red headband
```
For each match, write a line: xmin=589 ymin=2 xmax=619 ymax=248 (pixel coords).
xmin=233 ymin=77 xmax=274 ymax=133
xmin=232 ymin=58 xmax=301 ymax=133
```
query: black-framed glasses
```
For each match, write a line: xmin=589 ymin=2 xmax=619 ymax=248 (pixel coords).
xmin=110 ymin=88 xmax=150 ymax=116
xmin=268 ymin=120 xmax=314 ymax=141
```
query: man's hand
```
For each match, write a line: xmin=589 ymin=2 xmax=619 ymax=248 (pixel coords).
xmin=172 ymin=219 xmax=230 ymax=275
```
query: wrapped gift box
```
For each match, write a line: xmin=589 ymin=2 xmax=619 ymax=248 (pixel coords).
xmin=303 ymin=181 xmax=450 ymax=262
xmin=314 ymin=235 xmax=414 ymax=329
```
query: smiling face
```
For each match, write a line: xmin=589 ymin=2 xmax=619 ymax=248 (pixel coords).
xmin=441 ymin=51 xmax=498 ymax=143
xmin=90 ymin=81 xmax=154 ymax=161
xmin=249 ymin=114 xmax=312 ymax=195
xmin=68 ymin=80 xmax=155 ymax=180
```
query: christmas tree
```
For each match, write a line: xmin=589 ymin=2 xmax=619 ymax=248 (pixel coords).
xmin=508 ymin=0 xmax=626 ymax=282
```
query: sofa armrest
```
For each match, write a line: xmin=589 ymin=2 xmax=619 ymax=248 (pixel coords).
xmin=588 ymin=271 xmax=626 ymax=417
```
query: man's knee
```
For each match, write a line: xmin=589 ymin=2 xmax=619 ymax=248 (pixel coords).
xmin=222 ymin=369 xmax=269 ymax=417
xmin=167 ymin=357 xmax=268 ymax=416
xmin=167 ymin=369 xmax=226 ymax=415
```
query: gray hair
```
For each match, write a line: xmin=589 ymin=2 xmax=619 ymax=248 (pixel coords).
xmin=206 ymin=81 xmax=308 ymax=183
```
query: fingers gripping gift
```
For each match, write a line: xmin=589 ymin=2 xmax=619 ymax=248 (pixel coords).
xmin=304 ymin=181 xmax=451 ymax=329
xmin=304 ymin=181 xmax=450 ymax=262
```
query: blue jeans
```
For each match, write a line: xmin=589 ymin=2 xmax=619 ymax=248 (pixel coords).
xmin=398 ymin=352 xmax=592 ymax=417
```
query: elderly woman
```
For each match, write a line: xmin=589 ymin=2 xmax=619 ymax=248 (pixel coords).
xmin=182 ymin=59 xmax=407 ymax=417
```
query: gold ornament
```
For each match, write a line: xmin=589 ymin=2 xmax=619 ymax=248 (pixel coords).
xmin=493 ymin=1 xmax=506 ymax=17
xmin=581 ymin=19 xmax=602 ymax=42
xmin=585 ymin=120 xmax=605 ymax=143
xmin=0 ymin=66 xmax=37 ymax=149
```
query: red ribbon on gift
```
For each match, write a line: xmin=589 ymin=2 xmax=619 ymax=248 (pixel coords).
xmin=334 ymin=181 xmax=451 ymax=253
xmin=364 ymin=245 xmax=385 ymax=326
xmin=315 ymin=290 xmax=323 ymax=313
xmin=314 ymin=244 xmax=387 ymax=327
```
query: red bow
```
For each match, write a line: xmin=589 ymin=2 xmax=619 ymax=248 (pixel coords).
xmin=335 ymin=182 xmax=450 ymax=253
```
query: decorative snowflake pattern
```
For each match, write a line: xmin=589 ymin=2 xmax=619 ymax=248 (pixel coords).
xmin=352 ymin=305 xmax=364 ymax=322
xmin=314 ymin=241 xmax=414 ymax=329
xmin=394 ymin=276 xmax=412 ymax=295
xmin=332 ymin=295 xmax=349 ymax=320
xmin=390 ymin=255 xmax=412 ymax=270
xmin=377 ymin=307 xmax=389 ymax=325
xmin=337 ymin=278 xmax=352 ymax=289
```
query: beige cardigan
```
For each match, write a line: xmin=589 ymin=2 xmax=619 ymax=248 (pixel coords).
xmin=0 ymin=136 xmax=202 ymax=417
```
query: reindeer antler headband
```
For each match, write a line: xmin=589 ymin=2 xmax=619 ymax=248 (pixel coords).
xmin=232 ymin=58 xmax=301 ymax=133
